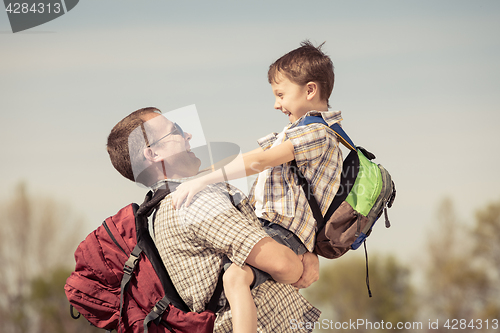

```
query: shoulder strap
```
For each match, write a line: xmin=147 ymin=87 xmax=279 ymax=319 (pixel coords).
xmin=292 ymin=116 xmax=357 ymax=232
xmin=206 ymin=268 xmax=225 ymax=312
xmin=136 ymin=183 xmax=224 ymax=312
xmin=134 ymin=184 xmax=191 ymax=312
xmin=118 ymin=244 xmax=143 ymax=332
xmin=301 ymin=115 xmax=356 ymax=151
xmin=290 ymin=160 xmax=324 ymax=227
xmin=137 ymin=184 xmax=224 ymax=332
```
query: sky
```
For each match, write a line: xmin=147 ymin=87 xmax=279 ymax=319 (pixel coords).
xmin=1 ymin=0 xmax=500 ymax=265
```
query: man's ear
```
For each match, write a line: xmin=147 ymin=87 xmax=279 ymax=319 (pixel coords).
xmin=143 ymin=147 xmax=161 ymax=162
xmin=306 ymin=82 xmax=319 ymax=101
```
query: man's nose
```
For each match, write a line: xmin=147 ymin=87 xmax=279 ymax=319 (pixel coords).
xmin=184 ymin=132 xmax=192 ymax=140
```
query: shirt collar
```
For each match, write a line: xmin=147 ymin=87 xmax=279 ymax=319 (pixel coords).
xmin=289 ymin=110 xmax=343 ymax=129
xmin=150 ymin=171 xmax=209 ymax=193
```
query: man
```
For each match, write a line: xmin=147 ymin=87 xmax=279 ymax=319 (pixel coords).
xmin=106 ymin=107 xmax=321 ymax=332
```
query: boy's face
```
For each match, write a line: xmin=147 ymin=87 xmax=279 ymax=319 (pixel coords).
xmin=271 ymin=73 xmax=311 ymax=124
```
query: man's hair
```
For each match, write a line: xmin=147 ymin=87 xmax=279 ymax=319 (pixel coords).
xmin=268 ymin=40 xmax=334 ymax=107
xmin=107 ymin=107 xmax=161 ymax=182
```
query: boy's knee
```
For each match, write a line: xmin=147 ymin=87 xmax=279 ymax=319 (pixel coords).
xmin=272 ymin=250 xmax=303 ymax=283
xmin=223 ymin=264 xmax=254 ymax=291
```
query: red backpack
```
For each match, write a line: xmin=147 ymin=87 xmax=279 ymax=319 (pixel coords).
xmin=64 ymin=188 xmax=223 ymax=333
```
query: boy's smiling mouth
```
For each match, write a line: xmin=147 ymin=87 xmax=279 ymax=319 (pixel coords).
xmin=282 ymin=109 xmax=294 ymax=121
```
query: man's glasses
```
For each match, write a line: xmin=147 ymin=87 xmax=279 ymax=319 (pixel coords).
xmin=147 ymin=123 xmax=185 ymax=147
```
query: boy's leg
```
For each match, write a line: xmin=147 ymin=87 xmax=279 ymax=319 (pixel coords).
xmin=260 ymin=219 xmax=320 ymax=288
xmin=223 ymin=264 xmax=257 ymax=333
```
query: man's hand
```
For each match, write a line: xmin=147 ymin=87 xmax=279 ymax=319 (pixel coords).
xmin=291 ymin=252 xmax=319 ymax=289
xmin=171 ymin=178 xmax=208 ymax=209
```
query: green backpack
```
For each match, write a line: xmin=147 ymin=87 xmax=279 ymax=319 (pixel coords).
xmin=292 ymin=116 xmax=396 ymax=295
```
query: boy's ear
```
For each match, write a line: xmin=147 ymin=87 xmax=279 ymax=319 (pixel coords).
xmin=306 ymin=82 xmax=319 ymax=101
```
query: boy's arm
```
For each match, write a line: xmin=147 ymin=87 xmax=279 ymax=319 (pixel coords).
xmin=172 ymin=141 xmax=295 ymax=208
xmin=200 ymin=147 xmax=263 ymax=173
xmin=244 ymin=146 xmax=265 ymax=155
xmin=242 ymin=140 xmax=294 ymax=174
xmin=245 ymin=237 xmax=303 ymax=284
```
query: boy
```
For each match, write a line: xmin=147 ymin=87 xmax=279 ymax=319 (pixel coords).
xmin=172 ymin=40 xmax=343 ymax=333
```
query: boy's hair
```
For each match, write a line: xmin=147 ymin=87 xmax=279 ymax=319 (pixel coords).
xmin=107 ymin=107 xmax=162 ymax=182
xmin=268 ymin=40 xmax=334 ymax=108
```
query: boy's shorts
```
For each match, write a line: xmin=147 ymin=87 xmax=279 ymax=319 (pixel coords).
xmin=260 ymin=219 xmax=308 ymax=256
xmin=224 ymin=219 xmax=308 ymax=289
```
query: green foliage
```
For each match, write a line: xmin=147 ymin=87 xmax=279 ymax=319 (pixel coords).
xmin=474 ymin=201 xmax=500 ymax=274
xmin=422 ymin=197 xmax=500 ymax=331
xmin=30 ymin=267 xmax=102 ymax=333
xmin=304 ymin=253 xmax=416 ymax=332
xmin=0 ymin=183 xmax=90 ymax=333
xmin=304 ymin=197 xmax=500 ymax=333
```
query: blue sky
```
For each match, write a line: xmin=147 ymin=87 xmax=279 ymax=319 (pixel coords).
xmin=1 ymin=0 xmax=499 ymax=263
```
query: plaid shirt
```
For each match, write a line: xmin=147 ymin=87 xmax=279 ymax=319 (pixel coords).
xmin=249 ymin=110 xmax=343 ymax=252
xmin=154 ymin=181 xmax=320 ymax=332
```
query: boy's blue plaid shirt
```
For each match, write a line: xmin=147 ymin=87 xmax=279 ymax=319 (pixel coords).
xmin=248 ymin=110 xmax=343 ymax=252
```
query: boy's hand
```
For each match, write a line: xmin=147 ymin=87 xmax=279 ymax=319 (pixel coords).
xmin=171 ymin=179 xmax=208 ymax=209
xmin=291 ymin=252 xmax=319 ymax=289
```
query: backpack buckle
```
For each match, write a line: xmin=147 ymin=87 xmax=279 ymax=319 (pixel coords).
xmin=152 ymin=297 xmax=169 ymax=315
xmin=123 ymin=256 xmax=138 ymax=275
xmin=123 ymin=246 xmax=142 ymax=275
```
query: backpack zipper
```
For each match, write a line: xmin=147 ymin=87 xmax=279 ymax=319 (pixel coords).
xmin=102 ymin=221 xmax=127 ymax=256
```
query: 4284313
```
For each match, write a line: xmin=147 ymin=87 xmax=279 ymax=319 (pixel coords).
xmin=443 ymin=319 xmax=498 ymax=330
xmin=5 ymin=2 xmax=62 ymax=14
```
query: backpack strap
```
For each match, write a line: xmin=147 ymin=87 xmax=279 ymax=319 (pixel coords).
xmin=295 ymin=116 xmax=375 ymax=297
xmin=131 ymin=182 xmax=225 ymax=332
xmin=300 ymin=115 xmax=356 ymax=151
xmin=206 ymin=267 xmax=225 ymax=312
xmin=291 ymin=115 xmax=357 ymax=231
xmin=290 ymin=160 xmax=324 ymax=228
xmin=118 ymin=244 xmax=143 ymax=332
xmin=143 ymin=296 xmax=174 ymax=333
xmin=135 ymin=183 xmax=192 ymax=312
xmin=142 ymin=267 xmax=225 ymax=333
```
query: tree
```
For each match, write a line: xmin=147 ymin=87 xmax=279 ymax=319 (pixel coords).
xmin=421 ymin=198 xmax=500 ymax=331
xmin=0 ymin=183 xmax=88 ymax=333
xmin=31 ymin=267 xmax=101 ymax=333
xmin=472 ymin=200 xmax=500 ymax=319
xmin=304 ymin=253 xmax=416 ymax=332
xmin=473 ymin=200 xmax=500 ymax=278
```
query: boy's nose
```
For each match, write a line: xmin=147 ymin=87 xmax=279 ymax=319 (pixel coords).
xmin=274 ymin=100 xmax=281 ymax=110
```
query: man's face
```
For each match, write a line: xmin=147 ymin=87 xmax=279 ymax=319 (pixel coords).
xmin=143 ymin=114 xmax=201 ymax=179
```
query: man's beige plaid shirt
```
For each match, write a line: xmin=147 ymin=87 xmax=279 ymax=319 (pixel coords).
xmin=248 ymin=110 xmax=343 ymax=252
xmin=154 ymin=182 xmax=320 ymax=332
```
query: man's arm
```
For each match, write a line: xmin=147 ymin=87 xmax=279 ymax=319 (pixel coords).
xmin=292 ymin=252 xmax=320 ymax=289
xmin=244 ymin=237 xmax=303 ymax=285
xmin=246 ymin=239 xmax=320 ymax=289
xmin=183 ymin=191 xmax=303 ymax=285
